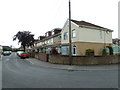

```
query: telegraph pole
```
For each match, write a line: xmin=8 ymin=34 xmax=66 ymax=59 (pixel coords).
xmin=69 ymin=0 xmax=72 ymax=65
xmin=104 ymin=30 xmax=106 ymax=48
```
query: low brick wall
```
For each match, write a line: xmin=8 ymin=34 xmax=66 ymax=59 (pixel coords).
xmin=30 ymin=52 xmax=120 ymax=65
xmin=38 ymin=53 xmax=49 ymax=62
xmin=29 ymin=52 xmax=35 ymax=58
xmin=49 ymin=55 xmax=120 ymax=65
xmin=30 ymin=52 xmax=49 ymax=62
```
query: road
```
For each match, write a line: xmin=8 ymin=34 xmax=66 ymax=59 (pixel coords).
xmin=1 ymin=52 xmax=118 ymax=88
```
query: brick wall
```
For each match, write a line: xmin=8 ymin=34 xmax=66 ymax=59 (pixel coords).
xmin=30 ymin=52 xmax=120 ymax=65
xmin=49 ymin=55 xmax=120 ymax=65
xmin=29 ymin=52 xmax=35 ymax=58
xmin=35 ymin=52 xmax=49 ymax=62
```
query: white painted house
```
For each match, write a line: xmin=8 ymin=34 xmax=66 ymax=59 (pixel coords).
xmin=61 ymin=19 xmax=113 ymax=56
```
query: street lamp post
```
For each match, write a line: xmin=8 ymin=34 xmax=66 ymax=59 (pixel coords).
xmin=104 ymin=30 xmax=106 ymax=48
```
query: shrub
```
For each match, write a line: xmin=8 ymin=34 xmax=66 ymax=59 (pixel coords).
xmin=106 ymin=46 xmax=113 ymax=55
xmin=85 ymin=49 xmax=94 ymax=56
xmin=102 ymin=48 xmax=107 ymax=56
xmin=51 ymin=48 xmax=58 ymax=55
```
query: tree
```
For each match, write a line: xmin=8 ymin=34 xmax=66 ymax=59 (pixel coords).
xmin=13 ymin=31 xmax=34 ymax=52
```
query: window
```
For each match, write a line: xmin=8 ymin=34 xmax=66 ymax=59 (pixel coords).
xmin=52 ymin=31 xmax=54 ymax=35
xmin=42 ymin=42 xmax=44 ymax=45
xmin=51 ymin=38 xmax=53 ymax=43
xmin=72 ymin=29 xmax=76 ymax=38
xmin=45 ymin=33 xmax=48 ymax=37
xmin=47 ymin=33 xmax=48 ymax=36
xmin=100 ymin=31 xmax=102 ymax=39
xmin=45 ymin=41 xmax=47 ymax=44
xmin=46 ymin=48 xmax=51 ymax=54
xmin=64 ymin=32 xmax=68 ymax=40
xmin=58 ymin=35 xmax=61 ymax=41
xmin=47 ymin=40 xmax=49 ymax=44
xmin=61 ymin=46 xmax=69 ymax=55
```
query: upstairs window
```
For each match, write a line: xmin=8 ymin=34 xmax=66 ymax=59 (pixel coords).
xmin=58 ymin=35 xmax=61 ymax=41
xmin=52 ymin=31 xmax=54 ymax=35
xmin=64 ymin=32 xmax=68 ymax=40
xmin=51 ymin=38 xmax=53 ymax=43
xmin=47 ymin=33 xmax=49 ymax=36
xmin=72 ymin=29 xmax=76 ymax=38
xmin=100 ymin=31 xmax=102 ymax=39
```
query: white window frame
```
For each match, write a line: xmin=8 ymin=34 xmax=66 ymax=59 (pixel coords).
xmin=51 ymin=38 xmax=53 ymax=43
xmin=52 ymin=31 xmax=54 ymax=35
xmin=72 ymin=29 xmax=76 ymax=38
xmin=61 ymin=46 xmax=69 ymax=55
xmin=58 ymin=35 xmax=61 ymax=41
xmin=64 ymin=32 xmax=68 ymax=40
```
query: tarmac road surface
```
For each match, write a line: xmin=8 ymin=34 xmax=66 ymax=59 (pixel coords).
xmin=1 ymin=52 xmax=119 ymax=88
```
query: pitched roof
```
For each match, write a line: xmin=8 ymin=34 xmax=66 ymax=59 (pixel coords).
xmin=71 ymin=19 xmax=112 ymax=31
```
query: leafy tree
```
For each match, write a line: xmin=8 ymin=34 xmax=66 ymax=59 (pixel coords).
xmin=13 ymin=31 xmax=34 ymax=52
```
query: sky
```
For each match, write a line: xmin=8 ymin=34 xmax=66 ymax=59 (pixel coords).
xmin=0 ymin=0 xmax=119 ymax=48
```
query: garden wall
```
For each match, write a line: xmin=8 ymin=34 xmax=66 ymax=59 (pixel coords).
xmin=30 ymin=52 xmax=49 ymax=62
xmin=48 ymin=55 xmax=120 ymax=65
xmin=30 ymin=52 xmax=120 ymax=65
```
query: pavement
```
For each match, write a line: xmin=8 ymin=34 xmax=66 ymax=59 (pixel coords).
xmin=26 ymin=57 xmax=119 ymax=71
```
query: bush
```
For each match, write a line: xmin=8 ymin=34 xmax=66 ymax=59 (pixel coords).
xmin=102 ymin=48 xmax=107 ymax=56
xmin=102 ymin=46 xmax=113 ymax=56
xmin=51 ymin=48 xmax=58 ymax=55
xmin=85 ymin=49 xmax=94 ymax=56
xmin=106 ymin=46 xmax=113 ymax=55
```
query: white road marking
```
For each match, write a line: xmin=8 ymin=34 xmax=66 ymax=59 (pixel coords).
xmin=26 ymin=59 xmax=34 ymax=64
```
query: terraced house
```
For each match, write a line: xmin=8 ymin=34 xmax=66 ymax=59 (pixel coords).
xmin=33 ymin=19 xmax=113 ymax=56
xmin=33 ymin=28 xmax=62 ymax=54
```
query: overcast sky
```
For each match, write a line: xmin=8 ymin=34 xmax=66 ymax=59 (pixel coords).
xmin=0 ymin=0 xmax=119 ymax=48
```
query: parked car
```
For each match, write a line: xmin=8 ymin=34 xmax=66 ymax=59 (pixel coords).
xmin=2 ymin=51 xmax=11 ymax=56
xmin=19 ymin=52 xmax=29 ymax=59
xmin=16 ymin=51 xmax=24 ymax=56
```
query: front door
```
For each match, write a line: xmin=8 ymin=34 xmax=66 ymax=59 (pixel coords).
xmin=72 ymin=45 xmax=77 ymax=56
